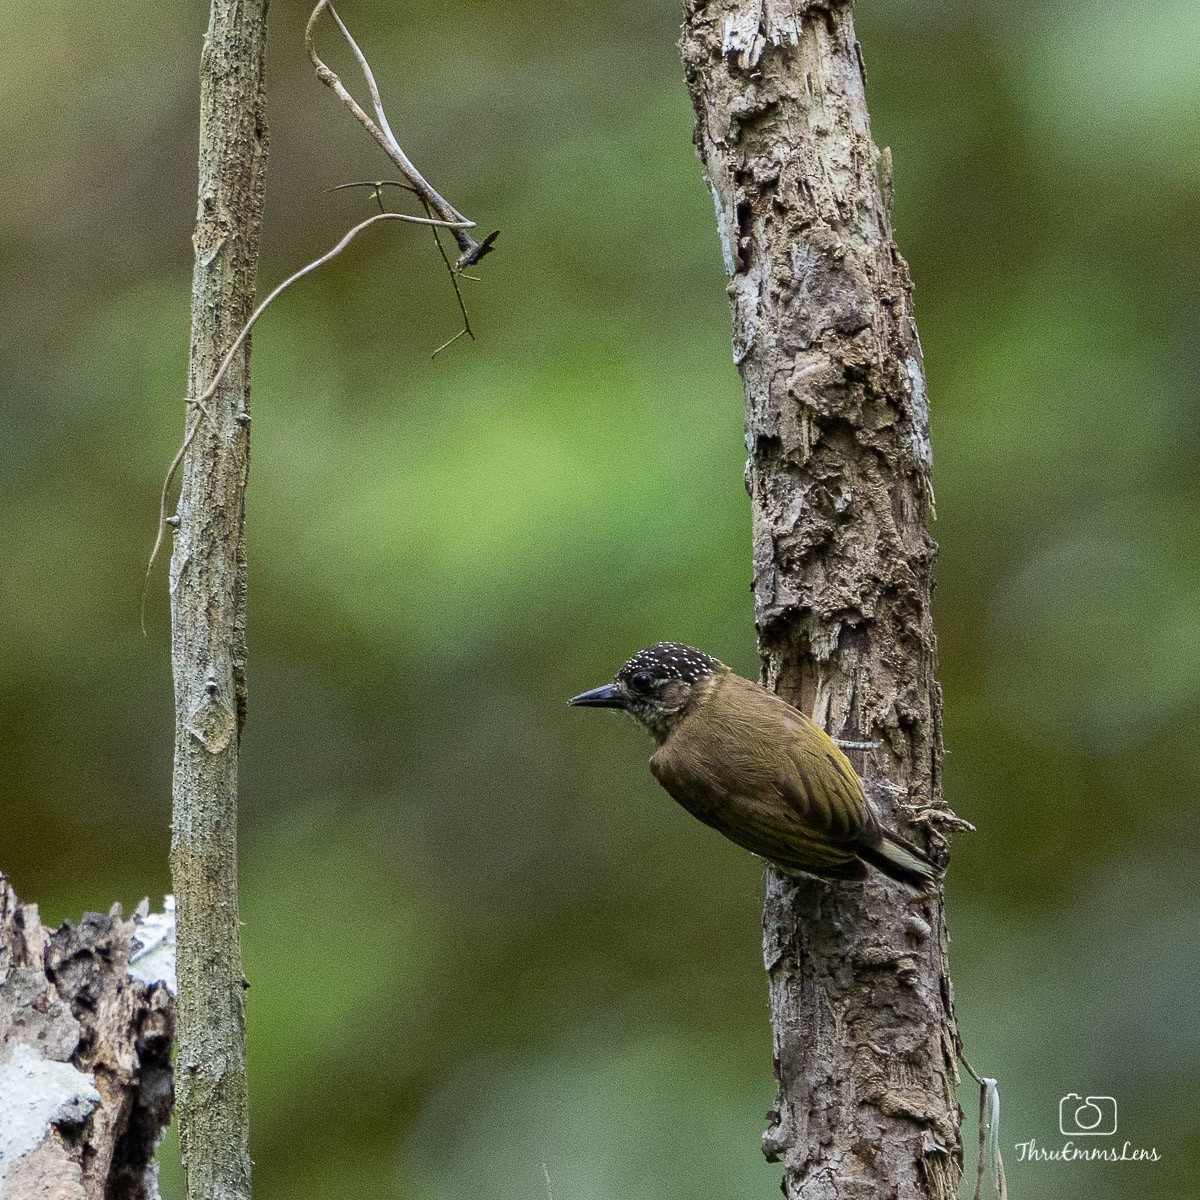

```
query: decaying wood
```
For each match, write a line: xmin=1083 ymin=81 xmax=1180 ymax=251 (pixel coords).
xmin=681 ymin=3 xmax=963 ymax=1197
xmin=170 ymin=2 xmax=268 ymax=1198
xmin=0 ymin=874 xmax=174 ymax=1200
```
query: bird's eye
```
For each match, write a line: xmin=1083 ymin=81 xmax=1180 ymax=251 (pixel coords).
xmin=630 ymin=670 xmax=656 ymax=693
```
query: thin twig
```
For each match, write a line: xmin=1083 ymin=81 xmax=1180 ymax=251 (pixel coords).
xmin=324 ymin=3 xmax=400 ymax=152
xmin=337 ymin=180 xmax=476 ymax=354
xmin=960 ymin=1053 xmax=1008 ymax=1200
xmin=333 ymin=179 xmax=419 ymax=198
xmin=306 ymin=0 xmax=498 ymax=268
xmin=193 ymin=209 xmax=467 ymax=412
xmin=430 ymin=327 xmax=471 ymax=357
xmin=142 ymin=209 xmax=467 ymax=622
xmin=141 ymin=410 xmax=204 ymax=633
xmin=148 ymin=5 xmax=500 ymax=626
xmin=973 ymin=1080 xmax=986 ymax=1200
xmin=420 ymin=197 xmax=474 ymax=357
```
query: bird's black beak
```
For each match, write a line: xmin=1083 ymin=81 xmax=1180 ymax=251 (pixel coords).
xmin=568 ymin=683 xmax=626 ymax=709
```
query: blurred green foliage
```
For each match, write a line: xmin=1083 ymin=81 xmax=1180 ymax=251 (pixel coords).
xmin=2 ymin=1 xmax=1197 ymax=1196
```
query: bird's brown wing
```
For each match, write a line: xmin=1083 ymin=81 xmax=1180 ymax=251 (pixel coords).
xmin=769 ymin=711 xmax=876 ymax=846
xmin=650 ymin=682 xmax=876 ymax=873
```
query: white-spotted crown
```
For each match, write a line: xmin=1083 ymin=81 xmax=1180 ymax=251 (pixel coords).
xmin=617 ymin=642 xmax=718 ymax=686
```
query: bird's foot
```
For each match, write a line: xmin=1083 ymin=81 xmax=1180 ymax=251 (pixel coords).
xmin=899 ymin=803 xmax=976 ymax=833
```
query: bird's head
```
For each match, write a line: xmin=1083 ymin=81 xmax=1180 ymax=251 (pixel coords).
xmin=569 ymin=642 xmax=723 ymax=743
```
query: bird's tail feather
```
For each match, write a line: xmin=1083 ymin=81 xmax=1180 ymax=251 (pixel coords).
xmin=861 ymin=829 xmax=941 ymax=892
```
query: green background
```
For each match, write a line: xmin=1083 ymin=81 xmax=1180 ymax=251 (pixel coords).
xmin=3 ymin=1 xmax=1196 ymax=1196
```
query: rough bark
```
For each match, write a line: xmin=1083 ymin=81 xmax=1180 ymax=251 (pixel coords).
xmin=680 ymin=4 xmax=962 ymax=1198
xmin=0 ymin=875 xmax=175 ymax=1200
xmin=169 ymin=2 xmax=269 ymax=1198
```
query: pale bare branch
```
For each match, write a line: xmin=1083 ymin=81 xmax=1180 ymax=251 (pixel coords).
xmin=193 ymin=209 xmax=468 ymax=410
xmin=306 ymin=0 xmax=498 ymax=269
xmin=143 ymin=209 xmax=468 ymax=613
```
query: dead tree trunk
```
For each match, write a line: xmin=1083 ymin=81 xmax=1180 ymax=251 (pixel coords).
xmin=169 ymin=2 xmax=269 ymax=1198
xmin=681 ymin=4 xmax=963 ymax=1197
xmin=0 ymin=875 xmax=174 ymax=1200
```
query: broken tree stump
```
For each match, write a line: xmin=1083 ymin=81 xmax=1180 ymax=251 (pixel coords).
xmin=0 ymin=873 xmax=175 ymax=1200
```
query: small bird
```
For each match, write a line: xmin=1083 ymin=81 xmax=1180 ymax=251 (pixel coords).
xmin=570 ymin=642 xmax=940 ymax=891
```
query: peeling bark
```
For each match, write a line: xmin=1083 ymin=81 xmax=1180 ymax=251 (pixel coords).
xmin=0 ymin=875 xmax=175 ymax=1200
xmin=681 ymin=3 xmax=963 ymax=1197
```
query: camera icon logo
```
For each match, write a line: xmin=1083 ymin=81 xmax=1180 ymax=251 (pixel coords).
xmin=1059 ymin=1093 xmax=1118 ymax=1136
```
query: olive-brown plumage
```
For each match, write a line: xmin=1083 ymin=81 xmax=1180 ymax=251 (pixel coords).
xmin=570 ymin=642 xmax=939 ymax=890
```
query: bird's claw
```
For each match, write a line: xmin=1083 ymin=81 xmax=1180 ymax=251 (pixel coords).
xmin=900 ymin=803 xmax=976 ymax=833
